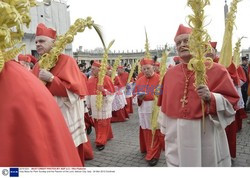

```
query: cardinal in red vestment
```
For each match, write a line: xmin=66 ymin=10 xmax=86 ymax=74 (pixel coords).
xmin=117 ymin=66 xmax=134 ymax=114
xmin=87 ymin=61 xmax=115 ymax=151
xmin=106 ymin=66 xmax=129 ymax=122
xmin=207 ymin=41 xmax=245 ymax=159
xmin=32 ymin=23 xmax=88 ymax=165
xmin=158 ymin=24 xmax=239 ymax=167
xmin=133 ymin=58 xmax=164 ymax=166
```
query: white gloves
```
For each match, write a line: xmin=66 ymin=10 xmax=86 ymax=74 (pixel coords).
xmin=39 ymin=69 xmax=54 ymax=82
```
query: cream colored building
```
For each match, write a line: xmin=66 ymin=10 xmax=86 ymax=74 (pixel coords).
xmin=73 ymin=47 xmax=177 ymax=69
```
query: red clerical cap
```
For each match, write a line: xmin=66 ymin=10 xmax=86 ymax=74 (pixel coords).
xmin=18 ymin=54 xmax=31 ymax=63
xmin=118 ymin=66 xmax=124 ymax=69
xmin=154 ymin=62 xmax=160 ymax=67
xmin=26 ymin=54 xmax=37 ymax=65
xmin=140 ymin=58 xmax=154 ymax=66
xmin=92 ymin=61 xmax=101 ymax=68
xmin=209 ymin=41 xmax=217 ymax=49
xmin=174 ymin=24 xmax=192 ymax=42
xmin=36 ymin=23 xmax=57 ymax=39
xmin=173 ymin=56 xmax=181 ymax=62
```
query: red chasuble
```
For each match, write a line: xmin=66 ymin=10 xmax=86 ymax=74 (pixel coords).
xmin=87 ymin=75 xmax=115 ymax=95
xmin=32 ymin=54 xmax=87 ymax=98
xmin=158 ymin=63 xmax=239 ymax=120
xmin=0 ymin=61 xmax=82 ymax=166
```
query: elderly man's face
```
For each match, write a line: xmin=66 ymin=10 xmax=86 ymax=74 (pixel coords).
xmin=91 ymin=66 xmax=100 ymax=77
xmin=142 ymin=64 xmax=154 ymax=78
xmin=35 ymin=36 xmax=54 ymax=56
xmin=175 ymin=34 xmax=192 ymax=63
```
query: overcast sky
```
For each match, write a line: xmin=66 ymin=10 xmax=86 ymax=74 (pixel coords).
xmin=66 ymin=0 xmax=250 ymax=52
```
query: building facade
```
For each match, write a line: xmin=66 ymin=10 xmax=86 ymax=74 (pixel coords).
xmin=73 ymin=48 xmax=177 ymax=68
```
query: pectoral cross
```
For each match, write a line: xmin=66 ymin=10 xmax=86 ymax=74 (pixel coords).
xmin=180 ymin=95 xmax=188 ymax=107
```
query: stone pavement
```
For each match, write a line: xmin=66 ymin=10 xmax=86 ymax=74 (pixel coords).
xmin=234 ymin=116 xmax=250 ymax=167
xmin=85 ymin=106 xmax=250 ymax=167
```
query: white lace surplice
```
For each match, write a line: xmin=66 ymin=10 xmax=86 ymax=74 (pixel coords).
xmin=112 ymin=88 xmax=127 ymax=111
xmin=89 ymin=94 xmax=115 ymax=119
xmin=54 ymin=89 xmax=87 ymax=147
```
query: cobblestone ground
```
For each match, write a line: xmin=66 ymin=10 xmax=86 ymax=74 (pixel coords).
xmin=234 ymin=117 xmax=250 ymax=167
xmin=85 ymin=106 xmax=250 ymax=167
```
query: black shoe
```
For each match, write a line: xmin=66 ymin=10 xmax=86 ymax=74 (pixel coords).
xmin=148 ymin=158 xmax=158 ymax=166
xmin=96 ymin=145 xmax=105 ymax=151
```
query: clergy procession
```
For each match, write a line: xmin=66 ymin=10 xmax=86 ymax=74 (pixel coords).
xmin=1 ymin=0 xmax=250 ymax=168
